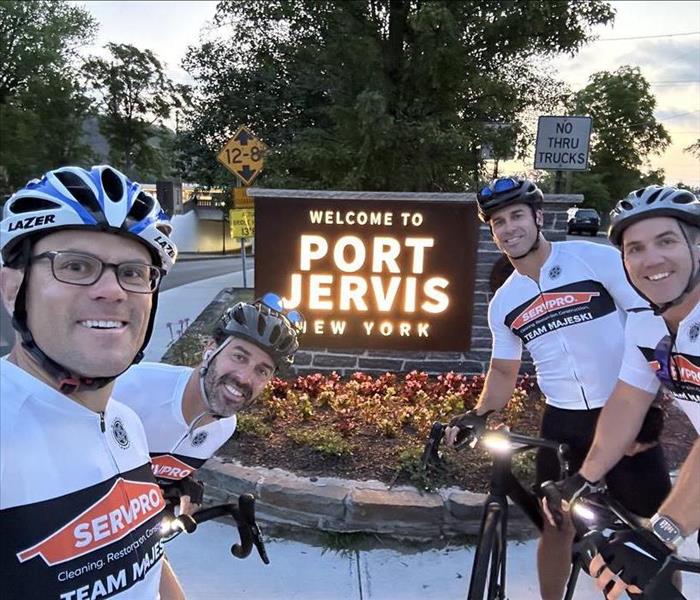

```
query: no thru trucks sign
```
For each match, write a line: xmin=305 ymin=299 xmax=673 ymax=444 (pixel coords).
xmin=534 ymin=116 xmax=592 ymax=171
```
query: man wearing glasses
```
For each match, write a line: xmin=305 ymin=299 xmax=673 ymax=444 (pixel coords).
xmin=445 ymin=177 xmax=670 ymax=600
xmin=112 ymin=293 xmax=303 ymax=516
xmin=0 ymin=166 xmax=185 ymax=598
xmin=543 ymin=185 xmax=700 ymax=599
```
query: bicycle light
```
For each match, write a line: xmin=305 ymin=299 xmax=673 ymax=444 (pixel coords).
xmin=572 ymin=501 xmax=596 ymax=523
xmin=481 ymin=432 xmax=512 ymax=454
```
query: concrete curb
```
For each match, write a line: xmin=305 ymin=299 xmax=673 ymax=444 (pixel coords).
xmin=199 ymin=457 xmax=537 ymax=540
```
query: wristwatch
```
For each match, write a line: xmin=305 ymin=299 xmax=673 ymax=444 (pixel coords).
xmin=649 ymin=513 xmax=685 ymax=550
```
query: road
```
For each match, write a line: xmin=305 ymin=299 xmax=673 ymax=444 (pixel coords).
xmin=0 ymin=257 xmax=244 ymax=357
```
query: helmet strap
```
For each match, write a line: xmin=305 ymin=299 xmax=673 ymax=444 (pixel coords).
xmin=197 ymin=338 xmax=232 ymax=418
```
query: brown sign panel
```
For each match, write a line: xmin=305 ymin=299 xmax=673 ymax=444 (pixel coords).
xmin=255 ymin=194 xmax=480 ymax=351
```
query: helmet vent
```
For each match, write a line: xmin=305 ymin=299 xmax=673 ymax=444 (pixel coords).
xmin=101 ymin=168 xmax=125 ymax=203
xmin=54 ymin=171 xmax=103 ymax=217
xmin=620 ymin=200 xmax=634 ymax=210
xmin=674 ymin=194 xmax=694 ymax=205
xmin=269 ymin=325 xmax=281 ymax=344
xmin=9 ymin=196 xmax=61 ymax=214
xmin=128 ymin=192 xmax=156 ymax=222
xmin=257 ymin=314 xmax=266 ymax=336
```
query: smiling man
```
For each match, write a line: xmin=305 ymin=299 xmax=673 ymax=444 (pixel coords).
xmin=0 ymin=165 xmax=183 ymax=598
xmin=445 ymin=177 xmax=670 ymax=600
xmin=112 ymin=293 xmax=303 ymax=515
xmin=542 ymin=185 xmax=700 ymax=599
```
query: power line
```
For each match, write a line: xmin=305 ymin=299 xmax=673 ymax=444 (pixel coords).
xmin=657 ymin=109 xmax=700 ymax=121
xmin=598 ymin=31 xmax=700 ymax=41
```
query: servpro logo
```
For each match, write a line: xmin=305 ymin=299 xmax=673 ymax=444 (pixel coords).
xmin=511 ymin=292 xmax=600 ymax=330
xmin=650 ymin=355 xmax=700 ymax=387
xmin=151 ymin=455 xmax=194 ymax=481
xmin=17 ymin=479 xmax=164 ymax=566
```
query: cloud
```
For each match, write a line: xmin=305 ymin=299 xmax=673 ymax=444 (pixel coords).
xmin=626 ymin=37 xmax=700 ymax=81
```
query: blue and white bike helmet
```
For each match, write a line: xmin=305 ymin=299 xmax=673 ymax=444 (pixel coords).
xmin=0 ymin=165 xmax=178 ymax=392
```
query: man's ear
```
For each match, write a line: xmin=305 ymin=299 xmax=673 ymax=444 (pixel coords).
xmin=535 ymin=209 xmax=544 ymax=228
xmin=0 ymin=267 xmax=23 ymax=316
xmin=202 ymin=339 xmax=217 ymax=361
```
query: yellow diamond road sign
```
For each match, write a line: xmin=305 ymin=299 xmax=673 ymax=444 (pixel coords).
xmin=217 ymin=126 xmax=268 ymax=186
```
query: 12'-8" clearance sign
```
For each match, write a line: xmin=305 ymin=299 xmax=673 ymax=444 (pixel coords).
xmin=252 ymin=190 xmax=480 ymax=351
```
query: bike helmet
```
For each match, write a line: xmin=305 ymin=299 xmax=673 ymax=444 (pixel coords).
xmin=608 ymin=185 xmax=700 ymax=247
xmin=1 ymin=165 xmax=176 ymax=270
xmin=608 ymin=185 xmax=700 ymax=315
xmin=212 ymin=300 xmax=301 ymax=369
xmin=0 ymin=165 xmax=178 ymax=393
xmin=477 ymin=177 xmax=544 ymax=223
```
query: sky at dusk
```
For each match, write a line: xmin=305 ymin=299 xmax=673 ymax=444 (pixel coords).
xmin=75 ymin=0 xmax=700 ymax=186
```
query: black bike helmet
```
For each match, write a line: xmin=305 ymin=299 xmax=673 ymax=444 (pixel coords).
xmin=477 ymin=177 xmax=544 ymax=223
xmin=608 ymin=185 xmax=700 ymax=247
xmin=212 ymin=299 xmax=301 ymax=369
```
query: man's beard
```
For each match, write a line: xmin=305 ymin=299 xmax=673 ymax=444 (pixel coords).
xmin=203 ymin=366 xmax=253 ymax=417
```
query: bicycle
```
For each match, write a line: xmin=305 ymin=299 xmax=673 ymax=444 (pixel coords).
xmin=161 ymin=492 xmax=270 ymax=565
xmin=422 ymin=421 xmax=582 ymax=600
xmin=570 ymin=491 xmax=700 ymax=599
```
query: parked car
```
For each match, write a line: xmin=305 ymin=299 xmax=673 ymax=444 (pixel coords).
xmin=567 ymin=207 xmax=600 ymax=236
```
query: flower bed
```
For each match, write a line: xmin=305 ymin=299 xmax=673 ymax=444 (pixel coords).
xmin=220 ymin=370 xmax=543 ymax=492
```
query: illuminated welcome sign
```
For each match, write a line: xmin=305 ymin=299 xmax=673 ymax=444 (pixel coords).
xmin=251 ymin=189 xmax=480 ymax=351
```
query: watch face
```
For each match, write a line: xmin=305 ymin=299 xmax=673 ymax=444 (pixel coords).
xmin=652 ymin=516 xmax=681 ymax=542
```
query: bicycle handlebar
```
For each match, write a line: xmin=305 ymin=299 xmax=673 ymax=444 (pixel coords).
xmin=161 ymin=493 xmax=270 ymax=565
xmin=422 ymin=421 xmax=569 ymax=476
xmin=571 ymin=492 xmax=700 ymax=599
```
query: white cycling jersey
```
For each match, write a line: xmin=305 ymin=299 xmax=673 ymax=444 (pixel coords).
xmin=618 ymin=303 xmax=700 ymax=434
xmin=489 ymin=241 xmax=645 ymax=410
xmin=112 ymin=362 xmax=236 ymax=483
xmin=0 ymin=359 xmax=164 ymax=599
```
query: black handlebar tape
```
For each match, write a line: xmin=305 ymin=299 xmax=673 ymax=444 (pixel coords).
xmin=179 ymin=514 xmax=197 ymax=534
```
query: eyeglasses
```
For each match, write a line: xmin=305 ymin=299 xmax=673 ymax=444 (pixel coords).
xmin=654 ymin=334 xmax=679 ymax=390
xmin=31 ymin=251 xmax=163 ymax=294
xmin=257 ymin=292 xmax=305 ymax=332
xmin=479 ymin=177 xmax=519 ymax=199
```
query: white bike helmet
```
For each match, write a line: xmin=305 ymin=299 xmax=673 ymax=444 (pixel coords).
xmin=608 ymin=185 xmax=699 ymax=247
xmin=608 ymin=185 xmax=700 ymax=315
xmin=0 ymin=165 xmax=178 ymax=393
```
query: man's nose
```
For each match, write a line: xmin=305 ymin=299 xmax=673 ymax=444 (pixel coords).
xmin=88 ymin=266 xmax=128 ymax=300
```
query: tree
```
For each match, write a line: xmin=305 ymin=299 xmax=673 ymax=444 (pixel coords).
xmin=177 ymin=0 xmax=614 ymax=191
xmin=84 ymin=43 xmax=188 ymax=179
xmin=0 ymin=0 xmax=96 ymax=191
xmin=572 ymin=66 xmax=671 ymax=210
xmin=0 ymin=0 xmax=95 ymax=103
xmin=685 ymin=138 xmax=700 ymax=160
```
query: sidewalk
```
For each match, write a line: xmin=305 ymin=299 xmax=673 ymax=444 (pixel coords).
xmin=143 ymin=268 xmax=254 ymax=362
xmin=166 ymin=521 xmax=610 ymax=600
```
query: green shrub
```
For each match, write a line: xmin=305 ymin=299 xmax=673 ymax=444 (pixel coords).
xmin=236 ymin=414 xmax=272 ymax=437
xmin=288 ymin=427 xmax=352 ymax=456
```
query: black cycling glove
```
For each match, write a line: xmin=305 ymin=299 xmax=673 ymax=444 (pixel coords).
xmin=596 ymin=528 xmax=672 ymax=590
xmin=161 ymin=475 xmax=205 ymax=506
xmin=448 ymin=409 xmax=492 ymax=445
xmin=540 ymin=473 xmax=600 ymax=529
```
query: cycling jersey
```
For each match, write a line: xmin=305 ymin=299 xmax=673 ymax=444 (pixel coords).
xmin=112 ymin=362 xmax=236 ymax=484
xmin=489 ymin=241 xmax=645 ymax=410
xmin=618 ymin=303 xmax=700 ymax=434
xmin=0 ymin=359 xmax=164 ymax=599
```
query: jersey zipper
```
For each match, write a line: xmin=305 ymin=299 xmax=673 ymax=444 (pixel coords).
xmin=535 ymin=282 xmax=591 ymax=410
xmin=96 ymin=409 xmax=148 ymax=575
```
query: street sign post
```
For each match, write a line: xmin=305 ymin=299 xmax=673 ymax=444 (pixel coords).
xmin=229 ymin=208 xmax=255 ymax=288
xmin=216 ymin=126 xmax=268 ymax=185
xmin=534 ymin=116 xmax=592 ymax=171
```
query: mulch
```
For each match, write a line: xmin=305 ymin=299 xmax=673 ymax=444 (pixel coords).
xmin=218 ymin=398 xmax=695 ymax=493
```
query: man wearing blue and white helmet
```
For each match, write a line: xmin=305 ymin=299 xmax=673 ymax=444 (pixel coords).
xmin=0 ymin=166 xmax=184 ymax=599
xmin=542 ymin=185 xmax=700 ymax=599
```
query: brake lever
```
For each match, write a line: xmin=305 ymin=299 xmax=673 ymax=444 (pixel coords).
xmin=421 ymin=422 xmax=446 ymax=470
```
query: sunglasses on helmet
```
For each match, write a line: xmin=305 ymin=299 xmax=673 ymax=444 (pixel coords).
xmin=257 ymin=292 xmax=305 ymax=333
xmin=479 ymin=177 xmax=519 ymax=199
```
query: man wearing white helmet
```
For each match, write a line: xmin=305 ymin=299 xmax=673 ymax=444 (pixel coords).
xmin=0 ymin=166 xmax=184 ymax=598
xmin=541 ymin=185 xmax=700 ymax=599
xmin=112 ymin=293 xmax=303 ymax=516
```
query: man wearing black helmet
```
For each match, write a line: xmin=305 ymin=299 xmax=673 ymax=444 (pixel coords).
xmin=541 ymin=185 xmax=700 ymax=599
xmin=0 ymin=166 xmax=184 ymax=598
xmin=445 ymin=177 xmax=671 ymax=600
xmin=112 ymin=293 xmax=303 ymax=516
